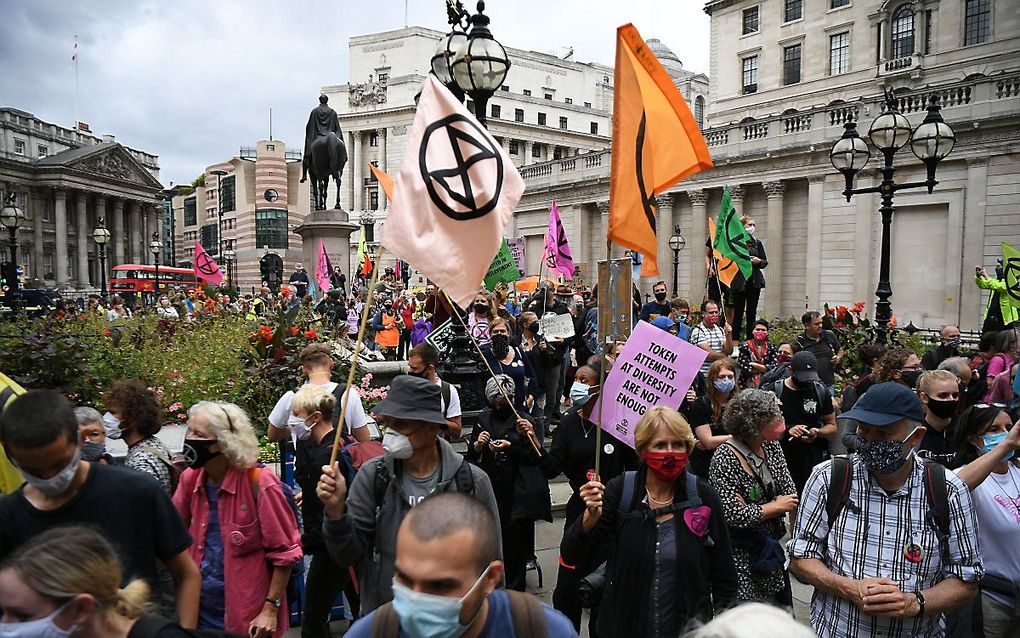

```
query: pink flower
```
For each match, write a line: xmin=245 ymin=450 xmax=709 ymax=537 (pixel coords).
xmin=177 ymin=413 xmax=186 ymax=419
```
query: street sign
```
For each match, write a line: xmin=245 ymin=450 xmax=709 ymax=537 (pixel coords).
xmin=425 ymin=318 xmax=455 ymax=354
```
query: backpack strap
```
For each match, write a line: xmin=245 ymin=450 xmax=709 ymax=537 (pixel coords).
xmin=507 ymin=590 xmax=549 ymax=638
xmin=248 ymin=466 xmax=262 ymax=501
xmin=681 ymin=471 xmax=702 ymax=509
xmin=923 ymin=461 xmax=951 ymax=543
xmin=614 ymin=471 xmax=639 ymax=531
xmin=330 ymin=384 xmax=348 ymax=434
xmin=369 ymin=601 xmax=401 ymax=638
xmin=134 ymin=443 xmax=172 ymax=468
xmin=451 ymin=457 xmax=476 ymax=495
xmin=440 ymin=381 xmax=452 ymax=417
xmin=826 ymin=456 xmax=853 ymax=527
xmin=373 ymin=458 xmax=393 ymax=510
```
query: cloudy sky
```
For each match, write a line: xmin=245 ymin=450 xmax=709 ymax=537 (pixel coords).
xmin=0 ymin=1 xmax=710 ymax=188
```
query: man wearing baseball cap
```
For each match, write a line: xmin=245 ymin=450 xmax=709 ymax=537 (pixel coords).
xmin=789 ymin=382 xmax=982 ymax=638
xmin=316 ymin=375 xmax=501 ymax=614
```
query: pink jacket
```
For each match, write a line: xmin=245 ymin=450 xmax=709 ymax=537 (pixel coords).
xmin=173 ymin=465 xmax=302 ymax=637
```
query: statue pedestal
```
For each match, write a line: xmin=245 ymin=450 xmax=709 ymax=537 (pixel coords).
xmin=293 ymin=208 xmax=359 ymax=289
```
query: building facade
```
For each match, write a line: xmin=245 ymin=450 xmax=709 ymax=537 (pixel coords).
xmin=170 ymin=140 xmax=310 ymax=292
xmin=320 ymin=27 xmax=709 ymax=281
xmin=0 ymin=108 xmax=163 ymax=292
xmin=521 ymin=0 xmax=1019 ymax=330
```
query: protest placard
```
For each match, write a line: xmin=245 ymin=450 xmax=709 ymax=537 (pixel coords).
xmin=424 ymin=318 xmax=455 ymax=354
xmin=539 ymin=312 xmax=575 ymax=340
xmin=483 ymin=239 xmax=520 ymax=290
xmin=507 ymin=237 xmax=526 ymax=275
xmin=592 ymin=320 xmax=707 ymax=449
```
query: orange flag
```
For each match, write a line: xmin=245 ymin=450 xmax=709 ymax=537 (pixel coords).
xmin=369 ymin=164 xmax=396 ymax=201
xmin=707 ymin=218 xmax=740 ymax=287
xmin=609 ymin=24 xmax=713 ymax=277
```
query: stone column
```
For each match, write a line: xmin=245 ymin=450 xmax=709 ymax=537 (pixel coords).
xmin=378 ymin=128 xmax=387 ymax=210
xmin=804 ymin=176 xmax=826 ymax=311
xmin=352 ymin=131 xmax=363 ymax=213
xmin=54 ymin=188 xmax=69 ymax=288
xmin=76 ymin=192 xmax=89 ymax=288
xmin=729 ymin=184 xmax=746 ymax=215
xmin=344 ymin=131 xmax=355 ymax=211
xmin=961 ymin=157 xmax=990 ymax=329
xmin=31 ymin=188 xmax=42 ymax=283
xmin=687 ymin=190 xmax=709 ymax=303
xmin=523 ymin=141 xmax=534 ymax=166
xmin=130 ymin=201 xmax=143 ymax=265
xmin=112 ymin=199 xmax=125 ymax=267
xmin=597 ymin=201 xmax=611 ymax=260
xmin=763 ymin=181 xmax=786 ymax=317
xmin=655 ymin=194 xmax=675 ymax=289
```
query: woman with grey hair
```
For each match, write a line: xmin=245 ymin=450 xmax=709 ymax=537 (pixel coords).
xmin=709 ymin=388 xmax=798 ymax=604
xmin=466 ymin=374 xmax=549 ymax=591
xmin=74 ymin=406 xmax=110 ymax=463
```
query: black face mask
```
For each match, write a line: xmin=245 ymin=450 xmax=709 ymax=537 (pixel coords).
xmin=407 ymin=368 xmax=429 ymax=380
xmin=474 ymin=303 xmax=489 ymax=314
xmin=925 ymin=397 xmax=958 ymax=419
xmin=654 ymin=291 xmax=667 ymax=302
xmin=528 ymin=321 xmax=541 ymax=334
xmin=183 ymin=438 xmax=220 ymax=469
xmin=900 ymin=369 xmax=923 ymax=388
xmin=491 ymin=333 xmax=510 ymax=359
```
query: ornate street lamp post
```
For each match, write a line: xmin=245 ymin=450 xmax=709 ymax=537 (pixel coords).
xmin=668 ymin=225 xmax=686 ymax=299
xmin=830 ymin=90 xmax=955 ymax=343
xmin=223 ymin=248 xmax=236 ymax=297
xmin=0 ymin=193 xmax=25 ymax=311
xmin=92 ymin=218 xmax=111 ymax=302
xmin=149 ymin=231 xmax=161 ymax=301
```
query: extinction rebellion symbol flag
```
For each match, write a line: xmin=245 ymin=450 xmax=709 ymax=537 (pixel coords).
xmin=193 ymin=242 xmax=222 ymax=287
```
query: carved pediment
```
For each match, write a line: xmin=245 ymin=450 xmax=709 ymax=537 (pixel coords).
xmin=349 ymin=81 xmax=387 ymax=107
xmin=73 ymin=147 xmax=160 ymax=187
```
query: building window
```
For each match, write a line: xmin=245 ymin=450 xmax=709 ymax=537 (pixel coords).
xmin=377 ymin=72 xmax=389 ymax=85
xmin=509 ymin=140 xmax=519 ymax=154
xmin=538 ymin=112 xmax=547 ymax=126
xmin=523 ymin=89 xmax=532 ymax=96
xmin=553 ymin=147 xmax=563 ymax=160
xmin=515 ymin=108 xmax=524 ymax=122
xmin=500 ymin=85 xmax=509 ymax=92
xmin=37 ymin=145 xmax=48 ymax=158
xmin=255 ymin=209 xmax=289 ymax=249
xmin=564 ymin=97 xmax=573 ymax=104
xmin=544 ymin=93 xmax=553 ymax=100
xmin=559 ymin=116 xmax=568 ymax=130
xmin=200 ymin=224 xmax=219 ymax=254
xmin=184 ymin=197 xmax=197 ymax=226
xmin=220 ymin=175 xmax=236 ymax=212
xmin=831 ymin=0 xmax=850 ymax=7
xmin=43 ymin=253 xmax=54 ymax=279
xmin=531 ymin=144 xmax=542 ymax=159
xmin=266 ymin=144 xmax=275 ymax=151
xmin=742 ymin=6 xmax=759 ymax=34
xmin=491 ymin=104 xmax=501 ymax=119
xmin=784 ymin=0 xmax=802 ymax=22
xmin=590 ymin=121 xmax=599 ymax=135
xmin=13 ymin=139 xmax=25 ymax=155
xmin=925 ymin=9 xmax=933 ymax=53
xmin=369 ymin=133 xmax=379 ymax=147
xmin=370 ymin=190 xmax=379 ymax=211
xmin=891 ymin=5 xmax=916 ymax=58
xmin=964 ymin=0 xmax=990 ymax=45
xmin=694 ymin=96 xmax=705 ymax=128
xmin=830 ymin=32 xmax=850 ymax=74
xmin=783 ymin=43 xmax=802 ymax=85
xmin=742 ymin=56 xmax=759 ymax=94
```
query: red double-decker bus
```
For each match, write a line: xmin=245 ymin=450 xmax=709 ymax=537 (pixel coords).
xmin=110 ymin=264 xmax=199 ymax=294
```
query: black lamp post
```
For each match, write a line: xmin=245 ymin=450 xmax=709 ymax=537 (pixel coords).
xmin=210 ymin=169 xmax=227 ymax=261
xmin=149 ymin=231 xmax=161 ymax=301
xmin=0 ymin=193 xmax=25 ymax=309
xmin=223 ymin=247 xmax=236 ymax=296
xmin=830 ymin=90 xmax=955 ymax=343
xmin=432 ymin=1 xmax=510 ymax=126
xmin=92 ymin=218 xmax=111 ymax=301
xmin=668 ymin=224 xmax=686 ymax=298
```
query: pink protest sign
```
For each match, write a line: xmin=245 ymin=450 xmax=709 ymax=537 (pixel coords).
xmin=593 ymin=320 xmax=707 ymax=449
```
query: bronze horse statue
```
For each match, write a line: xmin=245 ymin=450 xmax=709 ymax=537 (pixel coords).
xmin=303 ymin=132 xmax=347 ymax=210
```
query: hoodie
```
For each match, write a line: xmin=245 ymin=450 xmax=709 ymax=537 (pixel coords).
xmin=322 ymin=437 xmax=501 ymax=612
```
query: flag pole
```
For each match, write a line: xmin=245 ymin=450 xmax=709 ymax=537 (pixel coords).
xmin=329 ymin=244 xmax=387 ymax=468
xmin=594 ymin=238 xmax=613 ymax=479
xmin=442 ymin=291 xmax=543 ymax=456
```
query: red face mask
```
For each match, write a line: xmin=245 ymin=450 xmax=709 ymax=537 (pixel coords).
xmin=642 ymin=450 xmax=688 ymax=482
xmin=762 ymin=418 xmax=785 ymax=441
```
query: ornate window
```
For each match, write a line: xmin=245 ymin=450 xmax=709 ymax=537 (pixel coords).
xmin=742 ymin=56 xmax=759 ymax=94
xmin=891 ymin=5 xmax=916 ymax=59
xmin=830 ymin=32 xmax=850 ymax=74
xmin=742 ymin=6 xmax=759 ymax=34
xmin=964 ymin=0 xmax=990 ymax=45
xmin=783 ymin=43 xmax=802 ymax=85
xmin=784 ymin=0 xmax=802 ymax=22
xmin=694 ymin=96 xmax=705 ymax=128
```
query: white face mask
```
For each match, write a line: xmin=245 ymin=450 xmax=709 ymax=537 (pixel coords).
xmin=382 ymin=430 xmax=414 ymax=460
xmin=745 ymin=224 xmax=755 ymax=236
xmin=288 ymin=415 xmax=313 ymax=441
xmin=0 ymin=599 xmax=78 ymax=638
xmin=16 ymin=448 xmax=81 ymax=497
xmin=102 ymin=412 xmax=122 ymax=439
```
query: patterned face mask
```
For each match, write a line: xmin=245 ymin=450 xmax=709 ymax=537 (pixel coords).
xmin=853 ymin=426 xmax=919 ymax=475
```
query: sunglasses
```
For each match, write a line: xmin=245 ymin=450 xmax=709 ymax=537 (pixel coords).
xmin=973 ymin=403 xmax=1007 ymax=410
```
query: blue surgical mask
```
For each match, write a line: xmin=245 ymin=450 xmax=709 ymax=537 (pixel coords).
xmin=981 ymin=431 xmax=1016 ymax=461
xmin=569 ymin=381 xmax=592 ymax=407
xmin=714 ymin=378 xmax=736 ymax=393
xmin=0 ymin=597 xmax=78 ymax=638
xmin=102 ymin=412 xmax=122 ymax=439
xmin=391 ymin=566 xmax=491 ymax=638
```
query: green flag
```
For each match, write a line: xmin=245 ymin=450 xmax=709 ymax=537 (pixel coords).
xmin=712 ymin=185 xmax=753 ymax=279
xmin=483 ymin=239 xmax=520 ymax=291
xmin=1003 ymin=241 xmax=1020 ymax=308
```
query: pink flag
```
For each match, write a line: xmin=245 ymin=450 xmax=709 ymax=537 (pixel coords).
xmin=316 ymin=239 xmax=333 ymax=293
xmin=381 ymin=75 xmax=524 ymax=309
xmin=193 ymin=242 xmax=222 ymax=287
xmin=544 ymin=201 xmax=574 ymax=278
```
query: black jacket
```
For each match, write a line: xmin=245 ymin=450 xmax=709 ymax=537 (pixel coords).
xmin=560 ymin=466 xmax=738 ymax=637
xmin=729 ymin=238 xmax=768 ymax=293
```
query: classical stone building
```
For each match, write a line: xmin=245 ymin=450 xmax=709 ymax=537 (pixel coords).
xmin=0 ymin=107 xmax=163 ymax=292
xmin=520 ymin=0 xmax=1019 ymax=330
xmin=170 ymin=140 xmax=311 ymax=292
xmin=320 ymin=27 xmax=709 ymax=280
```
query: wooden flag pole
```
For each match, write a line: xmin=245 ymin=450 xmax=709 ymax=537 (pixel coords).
xmin=593 ymin=237 xmax=613 ymax=479
xmin=442 ymin=291 xmax=542 ymax=456
xmin=329 ymin=245 xmax=387 ymax=468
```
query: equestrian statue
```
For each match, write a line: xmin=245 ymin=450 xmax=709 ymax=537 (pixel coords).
xmin=301 ymin=95 xmax=347 ymax=210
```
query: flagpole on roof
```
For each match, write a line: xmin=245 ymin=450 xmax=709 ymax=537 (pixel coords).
xmin=328 ymin=244 xmax=388 ymax=468
xmin=73 ymin=35 xmax=80 ymax=130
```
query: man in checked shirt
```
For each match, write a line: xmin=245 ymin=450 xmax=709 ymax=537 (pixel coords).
xmin=789 ymin=382 xmax=983 ymax=638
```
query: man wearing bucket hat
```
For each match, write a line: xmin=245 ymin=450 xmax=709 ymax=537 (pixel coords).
xmin=316 ymin=375 xmax=501 ymax=614
xmin=289 ymin=262 xmax=309 ymax=298
xmin=789 ymin=382 xmax=982 ymax=638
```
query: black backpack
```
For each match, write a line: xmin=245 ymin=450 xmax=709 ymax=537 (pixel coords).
xmin=372 ymin=455 xmax=476 ymax=508
xmin=826 ymin=456 xmax=951 ymax=543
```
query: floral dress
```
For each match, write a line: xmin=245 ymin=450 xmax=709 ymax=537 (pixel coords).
xmin=708 ymin=439 xmax=796 ymax=600
xmin=737 ymin=339 xmax=778 ymax=388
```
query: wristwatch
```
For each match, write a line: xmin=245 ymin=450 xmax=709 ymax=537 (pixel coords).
xmin=265 ymin=596 xmax=282 ymax=609
xmin=913 ymin=591 xmax=925 ymax=618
